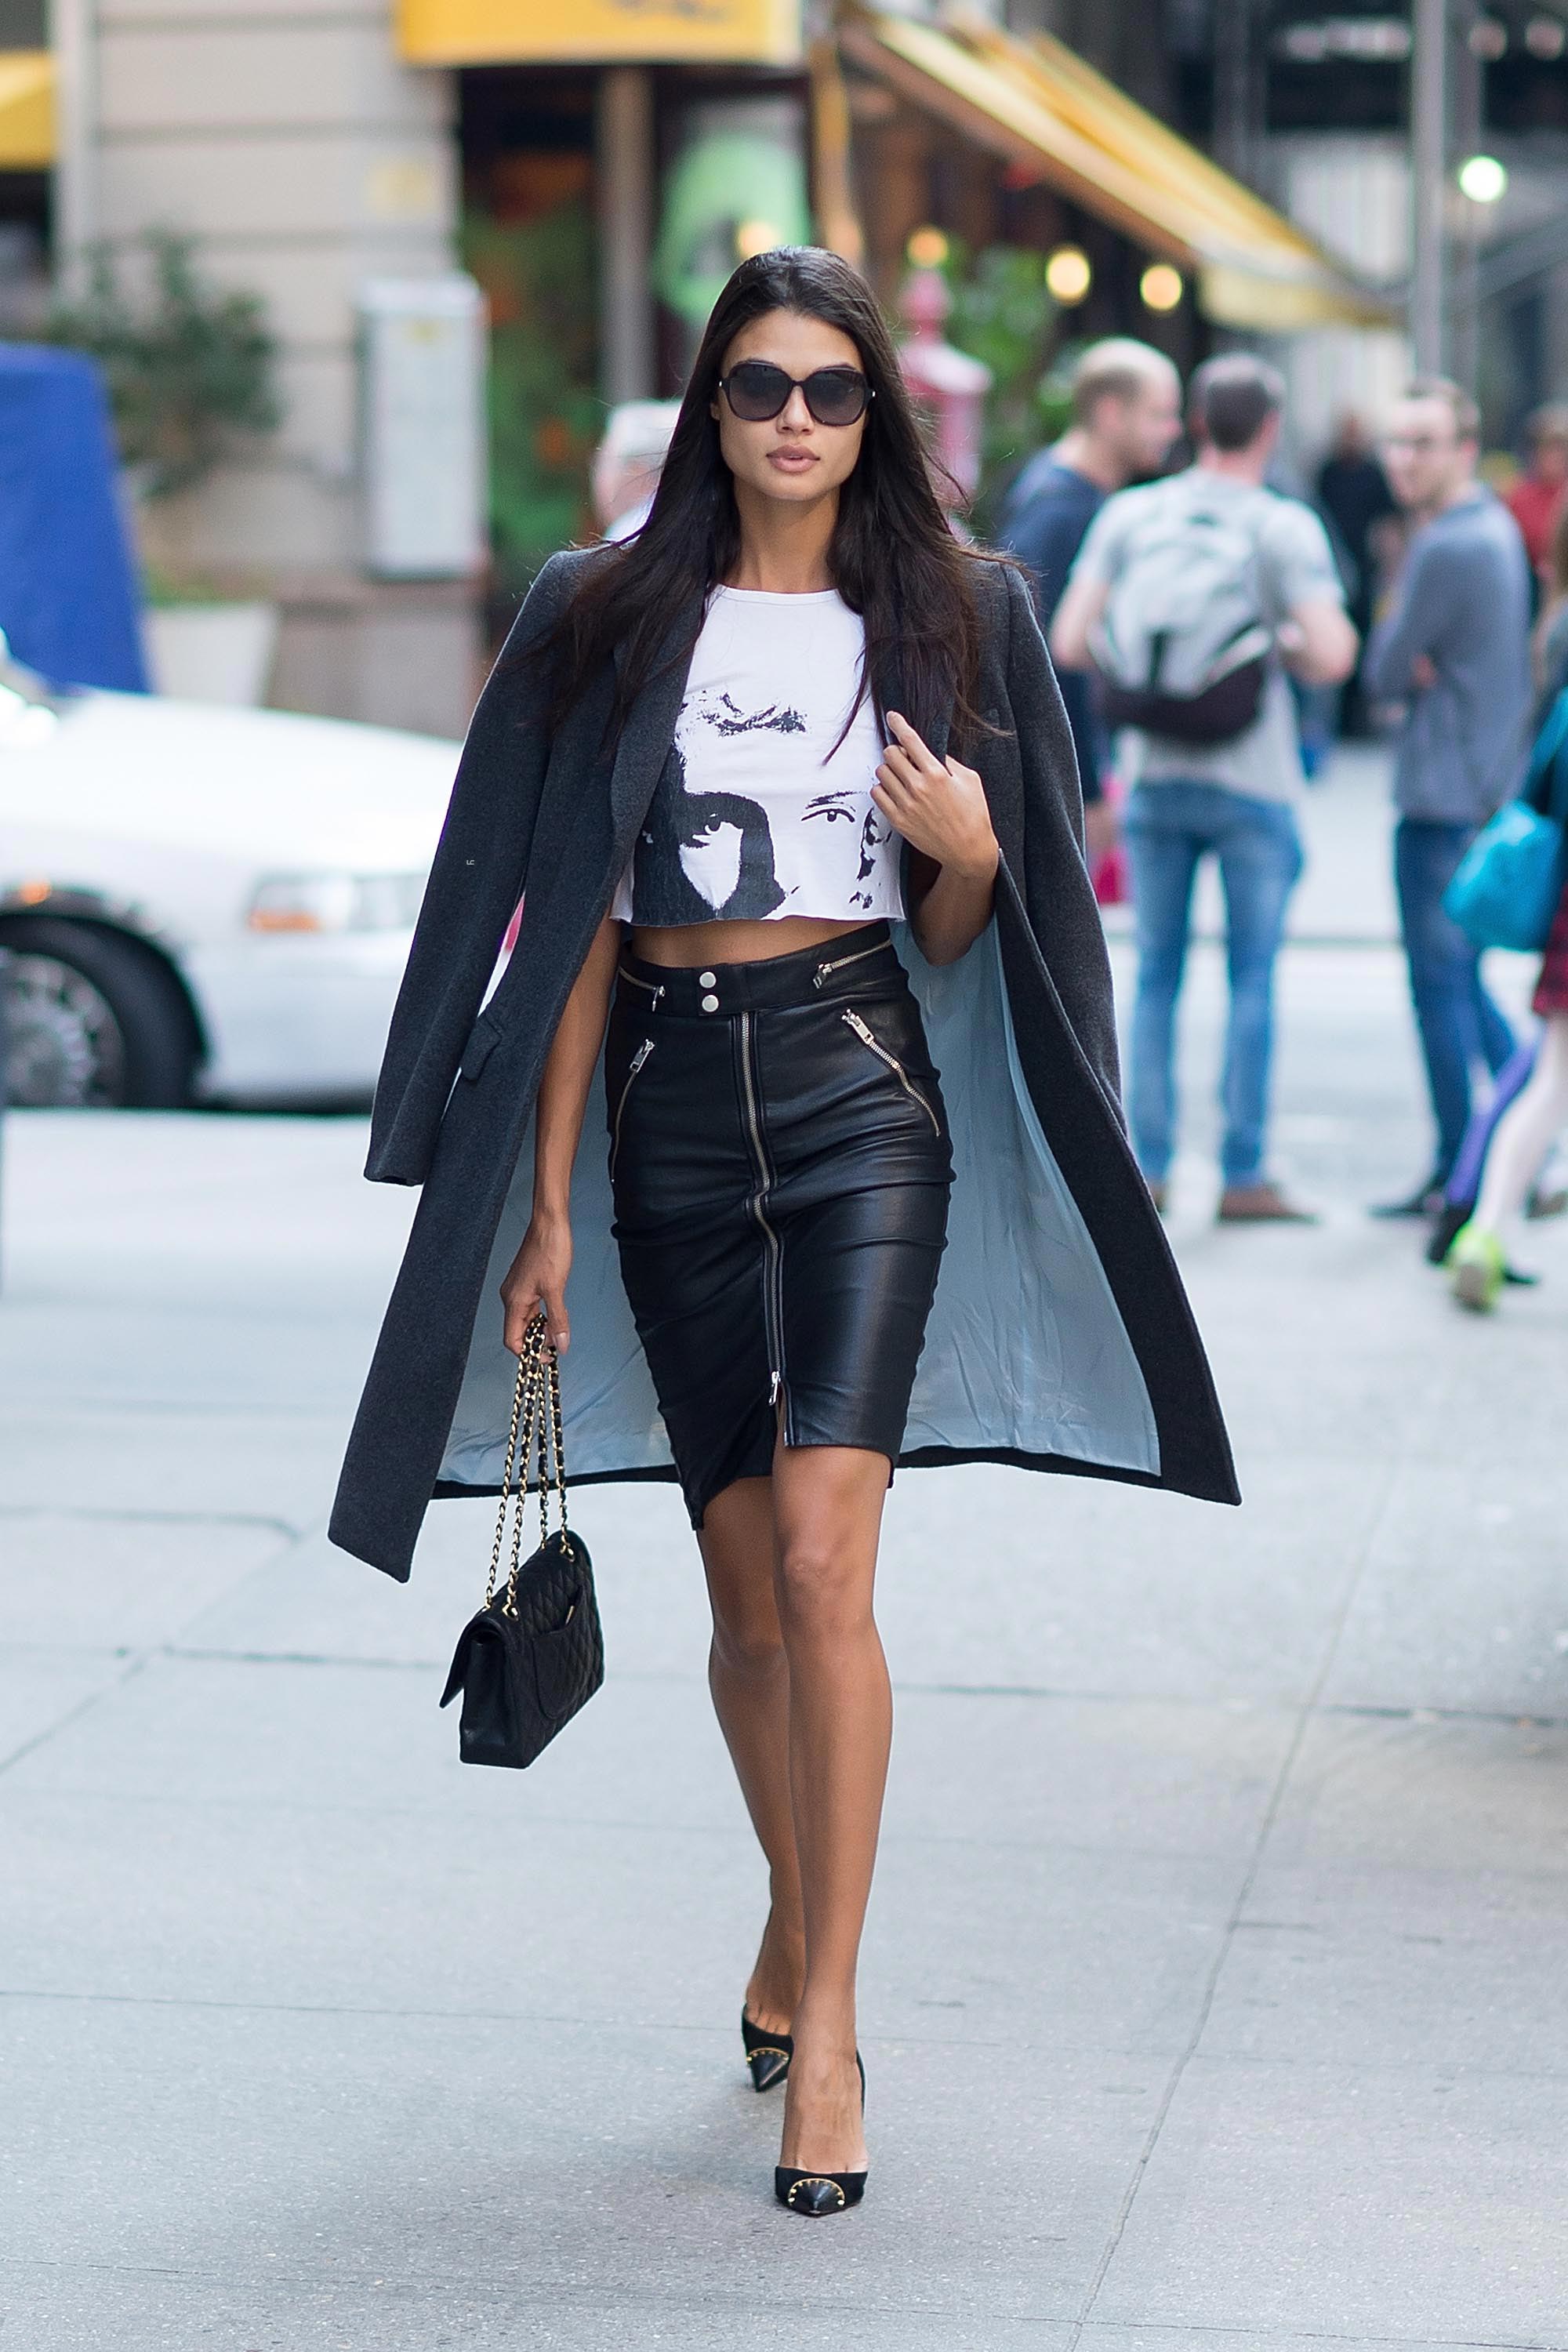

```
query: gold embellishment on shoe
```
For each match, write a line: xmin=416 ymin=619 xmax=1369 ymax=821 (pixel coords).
xmin=747 ymin=2045 xmax=789 ymax=2063
xmin=786 ymin=2177 xmax=848 ymax=2210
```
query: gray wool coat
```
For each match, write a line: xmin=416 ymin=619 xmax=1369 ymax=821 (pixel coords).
xmin=330 ymin=546 xmax=1238 ymax=1581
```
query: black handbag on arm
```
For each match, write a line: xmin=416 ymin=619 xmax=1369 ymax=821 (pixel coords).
xmin=440 ymin=1319 xmax=604 ymax=1767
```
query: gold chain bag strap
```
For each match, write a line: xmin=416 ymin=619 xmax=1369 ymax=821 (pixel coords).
xmin=440 ymin=1314 xmax=604 ymax=1768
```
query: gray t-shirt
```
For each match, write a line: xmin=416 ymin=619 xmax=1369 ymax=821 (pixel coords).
xmin=1069 ymin=468 xmax=1345 ymax=804
xmin=1363 ymin=488 xmax=1531 ymax=826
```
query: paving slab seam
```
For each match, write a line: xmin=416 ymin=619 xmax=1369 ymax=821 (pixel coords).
xmin=12 ymin=1987 xmax=1566 ymax=2089
xmin=0 ymin=1766 xmax=1269 ymax=1868
xmin=162 ymin=1643 xmax=438 ymax=1672
xmin=0 ymin=1504 xmax=305 ymax=1537
xmin=1317 ymin=1701 xmax=1568 ymax=1730
xmin=0 ymin=1650 xmax=154 ymax=1780
xmin=65 ymin=1642 xmax=1568 ymax=1733
xmin=2 ymin=1398 xmax=356 ymax=1422
xmin=1065 ymin=1456 xmax=1407 ymax=2350
xmin=0 ymin=1986 xmax=1171 ymax=2063
xmin=1077 ymin=2325 xmax=1566 ymax=2351
xmin=0 ymin=1639 xmax=164 ymax=1661
xmin=0 ymin=2252 xmax=1077 ymax=2331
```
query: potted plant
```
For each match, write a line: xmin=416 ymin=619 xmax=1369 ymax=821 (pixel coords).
xmin=45 ymin=230 xmax=284 ymax=704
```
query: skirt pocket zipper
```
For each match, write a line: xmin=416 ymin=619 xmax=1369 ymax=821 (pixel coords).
xmin=813 ymin=940 xmax=888 ymax=989
xmin=840 ymin=1008 xmax=941 ymax=1135
xmin=609 ymin=1037 xmax=655 ymax=1177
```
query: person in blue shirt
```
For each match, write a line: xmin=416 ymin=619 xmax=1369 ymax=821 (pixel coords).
xmin=1364 ymin=378 xmax=1532 ymax=1215
xmin=998 ymin=339 xmax=1181 ymax=861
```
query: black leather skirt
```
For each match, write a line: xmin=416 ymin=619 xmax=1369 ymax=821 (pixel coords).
xmin=606 ymin=923 xmax=953 ymax=1527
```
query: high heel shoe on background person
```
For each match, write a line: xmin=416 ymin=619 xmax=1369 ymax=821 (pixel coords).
xmin=774 ymin=2054 xmax=866 ymax=2216
xmin=741 ymin=2010 xmax=793 ymax=2092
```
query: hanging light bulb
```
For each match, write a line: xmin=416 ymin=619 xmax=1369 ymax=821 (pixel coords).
xmin=1457 ymin=154 xmax=1508 ymax=203
xmin=1044 ymin=246 xmax=1092 ymax=303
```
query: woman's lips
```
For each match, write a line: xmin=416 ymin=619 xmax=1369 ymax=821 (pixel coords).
xmin=768 ymin=448 xmax=818 ymax=470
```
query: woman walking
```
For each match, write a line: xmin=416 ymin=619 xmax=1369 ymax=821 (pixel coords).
xmin=1447 ymin=514 xmax=1568 ymax=1308
xmin=332 ymin=249 xmax=1236 ymax=2213
xmin=1446 ymin=929 xmax=1568 ymax=1308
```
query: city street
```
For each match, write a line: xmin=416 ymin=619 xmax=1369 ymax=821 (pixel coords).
xmin=3 ymin=755 xmax=1566 ymax=2350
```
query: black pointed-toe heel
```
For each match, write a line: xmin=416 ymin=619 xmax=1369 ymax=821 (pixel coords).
xmin=774 ymin=2055 xmax=866 ymax=2216
xmin=774 ymin=2167 xmax=866 ymax=2215
xmin=741 ymin=2010 xmax=793 ymax=2093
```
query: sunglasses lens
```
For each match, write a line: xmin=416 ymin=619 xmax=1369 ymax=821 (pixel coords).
xmin=805 ymin=370 xmax=869 ymax=425
xmin=725 ymin=363 xmax=790 ymax=421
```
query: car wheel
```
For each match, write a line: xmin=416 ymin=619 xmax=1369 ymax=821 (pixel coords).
xmin=0 ymin=920 xmax=198 ymax=1109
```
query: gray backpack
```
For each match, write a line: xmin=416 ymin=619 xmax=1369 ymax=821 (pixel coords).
xmin=1091 ymin=488 xmax=1276 ymax=746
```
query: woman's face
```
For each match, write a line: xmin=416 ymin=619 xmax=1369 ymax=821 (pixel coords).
xmin=711 ymin=309 xmax=869 ymax=510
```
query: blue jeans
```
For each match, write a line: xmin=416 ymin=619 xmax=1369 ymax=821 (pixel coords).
xmin=1394 ymin=818 xmax=1517 ymax=1178
xmin=1123 ymin=782 xmax=1304 ymax=1187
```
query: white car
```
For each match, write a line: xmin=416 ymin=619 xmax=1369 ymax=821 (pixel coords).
xmin=0 ymin=655 xmax=457 ymax=1108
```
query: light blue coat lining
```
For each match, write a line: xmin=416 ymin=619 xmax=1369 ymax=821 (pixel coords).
xmin=441 ymin=923 xmax=1158 ymax=1488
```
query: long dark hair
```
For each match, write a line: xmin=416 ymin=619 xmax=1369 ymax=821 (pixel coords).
xmin=541 ymin=247 xmax=995 ymax=750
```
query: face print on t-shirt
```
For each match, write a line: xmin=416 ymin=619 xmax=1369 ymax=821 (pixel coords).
xmin=657 ymin=690 xmax=800 ymax=920
xmin=612 ymin=589 xmax=904 ymax=929
xmin=804 ymin=788 xmax=894 ymax=910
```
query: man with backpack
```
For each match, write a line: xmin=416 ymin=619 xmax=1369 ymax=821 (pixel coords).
xmin=1052 ymin=354 xmax=1357 ymax=1221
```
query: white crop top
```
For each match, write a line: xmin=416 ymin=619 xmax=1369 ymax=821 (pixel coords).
xmin=610 ymin=585 xmax=903 ymax=927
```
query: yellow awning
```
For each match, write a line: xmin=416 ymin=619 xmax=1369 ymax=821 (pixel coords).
xmin=0 ymin=53 xmax=53 ymax=170
xmin=838 ymin=11 xmax=1394 ymax=332
xmin=397 ymin=0 xmax=800 ymax=67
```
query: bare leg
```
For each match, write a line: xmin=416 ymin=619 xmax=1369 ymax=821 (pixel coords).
xmin=699 ymin=1476 xmax=804 ymax=2037
xmin=771 ymin=1442 xmax=893 ymax=2177
xmin=1474 ymin=1013 xmax=1568 ymax=1242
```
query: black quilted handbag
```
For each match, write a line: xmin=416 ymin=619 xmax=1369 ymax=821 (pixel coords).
xmin=440 ymin=1319 xmax=604 ymax=1768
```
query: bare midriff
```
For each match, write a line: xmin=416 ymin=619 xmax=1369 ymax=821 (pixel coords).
xmin=627 ymin=914 xmax=873 ymax=970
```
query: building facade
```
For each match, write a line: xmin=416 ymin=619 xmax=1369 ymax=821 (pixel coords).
xmin=0 ymin=0 xmax=1444 ymax=731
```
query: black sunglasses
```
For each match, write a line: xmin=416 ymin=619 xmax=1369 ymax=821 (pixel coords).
xmin=718 ymin=361 xmax=873 ymax=428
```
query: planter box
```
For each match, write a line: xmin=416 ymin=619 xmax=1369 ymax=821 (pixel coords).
xmin=143 ymin=602 xmax=280 ymax=706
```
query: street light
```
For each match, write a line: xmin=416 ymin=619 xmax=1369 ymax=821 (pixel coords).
xmin=1140 ymin=263 xmax=1184 ymax=313
xmin=1457 ymin=153 xmax=1508 ymax=203
xmin=1044 ymin=245 xmax=1092 ymax=303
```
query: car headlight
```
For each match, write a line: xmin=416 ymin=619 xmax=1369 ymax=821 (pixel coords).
xmin=247 ymin=873 xmax=425 ymax=934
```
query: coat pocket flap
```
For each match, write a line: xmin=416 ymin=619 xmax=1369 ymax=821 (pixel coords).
xmin=459 ymin=1015 xmax=501 ymax=1080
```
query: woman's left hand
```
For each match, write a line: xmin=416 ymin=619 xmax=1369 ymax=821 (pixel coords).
xmin=873 ymin=712 xmax=999 ymax=883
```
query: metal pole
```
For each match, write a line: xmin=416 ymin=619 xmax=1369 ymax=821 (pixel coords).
xmin=47 ymin=0 xmax=97 ymax=291
xmin=1411 ymin=0 xmax=1449 ymax=374
xmin=596 ymin=67 xmax=656 ymax=405
xmin=1212 ymin=0 xmax=1256 ymax=184
xmin=1451 ymin=2 xmax=1482 ymax=396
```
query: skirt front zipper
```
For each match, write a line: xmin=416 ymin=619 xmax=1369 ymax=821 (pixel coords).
xmin=737 ymin=1010 xmax=788 ymax=1425
xmin=841 ymin=1007 xmax=942 ymax=1135
xmin=608 ymin=1037 xmax=655 ymax=1178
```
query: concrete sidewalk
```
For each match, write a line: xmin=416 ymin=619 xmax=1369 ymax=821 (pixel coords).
xmin=3 ymin=928 xmax=1567 ymax=2350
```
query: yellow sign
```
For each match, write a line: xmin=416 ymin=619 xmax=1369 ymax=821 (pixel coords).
xmin=0 ymin=53 xmax=54 ymax=169
xmin=397 ymin=0 xmax=801 ymax=66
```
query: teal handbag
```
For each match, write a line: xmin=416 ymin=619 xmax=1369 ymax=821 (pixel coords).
xmin=1444 ymin=689 xmax=1568 ymax=953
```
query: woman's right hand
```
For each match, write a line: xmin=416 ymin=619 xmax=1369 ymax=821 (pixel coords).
xmin=500 ymin=1213 xmax=572 ymax=1356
